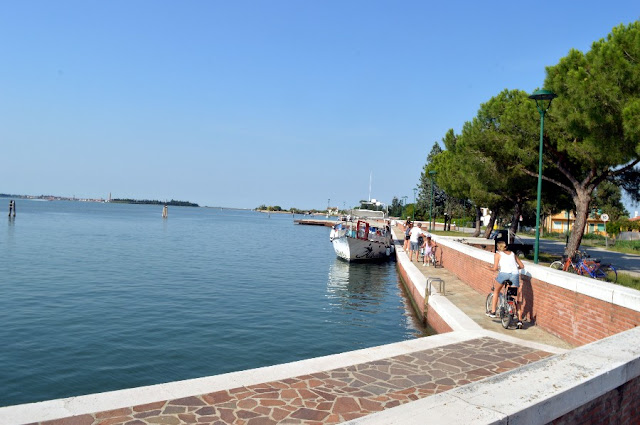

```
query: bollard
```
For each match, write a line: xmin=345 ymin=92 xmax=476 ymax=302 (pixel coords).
xmin=162 ymin=205 xmax=168 ymax=218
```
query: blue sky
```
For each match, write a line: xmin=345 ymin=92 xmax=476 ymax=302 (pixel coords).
xmin=1 ymin=1 xmax=638 ymax=212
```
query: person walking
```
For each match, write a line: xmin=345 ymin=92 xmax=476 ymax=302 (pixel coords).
xmin=403 ymin=218 xmax=412 ymax=251
xmin=409 ymin=222 xmax=426 ymax=262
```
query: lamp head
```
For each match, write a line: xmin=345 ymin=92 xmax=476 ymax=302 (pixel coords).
xmin=529 ymin=89 xmax=557 ymax=113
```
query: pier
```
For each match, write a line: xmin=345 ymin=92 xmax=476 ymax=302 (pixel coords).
xmin=2 ymin=224 xmax=639 ymax=424
xmin=294 ymin=219 xmax=337 ymax=227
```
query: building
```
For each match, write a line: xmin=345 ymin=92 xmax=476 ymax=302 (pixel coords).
xmin=544 ymin=210 xmax=607 ymax=235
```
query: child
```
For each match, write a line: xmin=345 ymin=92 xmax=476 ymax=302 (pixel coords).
xmin=422 ymin=236 xmax=435 ymax=267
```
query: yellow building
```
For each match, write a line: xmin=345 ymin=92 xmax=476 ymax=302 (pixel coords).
xmin=544 ymin=211 xmax=607 ymax=235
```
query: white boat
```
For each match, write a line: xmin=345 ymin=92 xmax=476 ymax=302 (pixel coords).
xmin=329 ymin=210 xmax=394 ymax=261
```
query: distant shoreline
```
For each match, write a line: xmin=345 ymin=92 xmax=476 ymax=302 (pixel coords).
xmin=0 ymin=194 xmax=198 ymax=207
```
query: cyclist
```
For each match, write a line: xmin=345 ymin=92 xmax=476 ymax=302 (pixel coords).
xmin=487 ymin=241 xmax=525 ymax=329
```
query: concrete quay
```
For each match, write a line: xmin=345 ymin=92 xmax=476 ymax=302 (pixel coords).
xmin=2 ymin=227 xmax=639 ymax=425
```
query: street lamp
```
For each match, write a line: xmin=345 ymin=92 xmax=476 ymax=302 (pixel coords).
xmin=529 ymin=89 xmax=557 ymax=264
xmin=429 ymin=171 xmax=437 ymax=231
xmin=412 ymin=188 xmax=417 ymax=219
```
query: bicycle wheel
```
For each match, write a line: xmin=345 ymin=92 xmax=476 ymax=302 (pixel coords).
xmin=550 ymin=261 xmax=563 ymax=270
xmin=567 ymin=263 xmax=577 ymax=274
xmin=598 ymin=265 xmax=618 ymax=283
xmin=485 ymin=293 xmax=494 ymax=314
xmin=501 ymin=302 xmax=512 ymax=329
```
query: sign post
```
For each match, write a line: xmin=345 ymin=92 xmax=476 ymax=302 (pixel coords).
xmin=601 ymin=214 xmax=609 ymax=248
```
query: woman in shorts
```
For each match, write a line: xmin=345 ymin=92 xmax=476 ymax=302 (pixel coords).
xmin=487 ymin=241 xmax=525 ymax=328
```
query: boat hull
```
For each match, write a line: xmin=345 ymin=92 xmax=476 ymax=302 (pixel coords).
xmin=331 ymin=235 xmax=393 ymax=261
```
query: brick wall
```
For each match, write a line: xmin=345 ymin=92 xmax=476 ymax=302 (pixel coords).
xmin=437 ymin=242 xmax=640 ymax=346
xmin=549 ymin=374 xmax=640 ymax=425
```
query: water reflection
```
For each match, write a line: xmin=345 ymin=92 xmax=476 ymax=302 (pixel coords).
xmin=326 ymin=260 xmax=389 ymax=310
xmin=325 ymin=259 xmax=429 ymax=337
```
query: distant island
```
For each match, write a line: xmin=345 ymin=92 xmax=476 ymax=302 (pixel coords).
xmin=0 ymin=193 xmax=198 ymax=207
xmin=111 ymin=199 xmax=199 ymax=207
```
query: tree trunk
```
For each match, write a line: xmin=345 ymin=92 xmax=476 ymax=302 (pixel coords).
xmin=566 ymin=190 xmax=592 ymax=256
xmin=509 ymin=203 xmax=522 ymax=236
xmin=472 ymin=206 xmax=482 ymax=237
xmin=483 ymin=206 xmax=498 ymax=238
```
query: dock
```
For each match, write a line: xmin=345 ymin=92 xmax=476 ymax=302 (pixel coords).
xmin=294 ymin=219 xmax=337 ymax=227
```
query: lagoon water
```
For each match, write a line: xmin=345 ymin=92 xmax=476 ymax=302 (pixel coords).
xmin=0 ymin=200 xmax=426 ymax=407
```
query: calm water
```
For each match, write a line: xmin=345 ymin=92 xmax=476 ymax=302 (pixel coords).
xmin=0 ymin=200 xmax=426 ymax=407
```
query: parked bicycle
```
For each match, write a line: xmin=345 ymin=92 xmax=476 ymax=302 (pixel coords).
xmin=550 ymin=251 xmax=617 ymax=283
xmin=485 ymin=279 xmax=521 ymax=329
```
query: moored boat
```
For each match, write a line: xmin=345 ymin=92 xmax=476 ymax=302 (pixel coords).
xmin=329 ymin=210 xmax=394 ymax=261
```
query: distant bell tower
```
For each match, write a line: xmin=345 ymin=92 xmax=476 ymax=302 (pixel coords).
xmin=108 ymin=192 xmax=112 ymax=202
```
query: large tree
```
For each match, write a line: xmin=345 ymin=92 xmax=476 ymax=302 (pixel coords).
xmin=532 ymin=22 xmax=640 ymax=255
xmin=434 ymin=90 xmax=541 ymax=237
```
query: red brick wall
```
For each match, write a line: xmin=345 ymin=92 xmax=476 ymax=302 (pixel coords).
xmin=425 ymin=307 xmax=454 ymax=334
xmin=438 ymin=243 xmax=640 ymax=346
xmin=549 ymin=374 xmax=640 ymax=424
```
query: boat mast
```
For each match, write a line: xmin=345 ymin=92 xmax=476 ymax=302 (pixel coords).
xmin=368 ymin=172 xmax=372 ymax=202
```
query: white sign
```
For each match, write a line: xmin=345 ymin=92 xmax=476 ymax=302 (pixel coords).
xmin=601 ymin=213 xmax=609 ymax=222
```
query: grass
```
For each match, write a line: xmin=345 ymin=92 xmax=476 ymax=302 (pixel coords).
xmin=617 ymin=273 xmax=640 ymax=290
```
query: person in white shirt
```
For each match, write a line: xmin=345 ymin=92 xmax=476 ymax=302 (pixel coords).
xmin=409 ymin=222 xmax=427 ymax=262
xmin=487 ymin=241 xmax=525 ymax=328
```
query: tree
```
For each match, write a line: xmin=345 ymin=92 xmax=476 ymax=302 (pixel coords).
xmin=592 ymin=181 xmax=628 ymax=220
xmin=418 ymin=142 xmax=447 ymax=226
xmin=535 ymin=22 xmax=640 ymax=255
xmin=389 ymin=197 xmax=403 ymax=217
xmin=433 ymin=90 xmax=542 ymax=237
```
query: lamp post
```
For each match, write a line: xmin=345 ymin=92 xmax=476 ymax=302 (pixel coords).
xmin=528 ymin=89 xmax=557 ymax=264
xmin=428 ymin=171 xmax=436 ymax=232
xmin=412 ymin=188 xmax=417 ymax=219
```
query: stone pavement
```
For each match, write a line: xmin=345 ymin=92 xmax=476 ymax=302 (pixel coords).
xmin=24 ymin=336 xmax=552 ymax=425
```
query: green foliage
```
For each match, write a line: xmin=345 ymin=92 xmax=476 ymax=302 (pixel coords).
xmin=581 ymin=232 xmax=606 ymax=240
xmin=419 ymin=22 xmax=640 ymax=253
xmin=389 ymin=197 xmax=403 ymax=217
xmin=614 ymin=240 xmax=640 ymax=253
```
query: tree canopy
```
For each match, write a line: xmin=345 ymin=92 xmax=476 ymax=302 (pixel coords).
xmin=423 ymin=21 xmax=639 ymax=251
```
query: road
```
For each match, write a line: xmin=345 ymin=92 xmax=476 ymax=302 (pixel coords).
xmin=519 ymin=235 xmax=640 ymax=278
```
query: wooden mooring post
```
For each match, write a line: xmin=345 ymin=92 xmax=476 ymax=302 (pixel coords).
xmin=8 ymin=200 xmax=15 ymax=217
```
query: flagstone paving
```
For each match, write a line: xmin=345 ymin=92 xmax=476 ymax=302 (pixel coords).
xmin=35 ymin=337 xmax=551 ymax=425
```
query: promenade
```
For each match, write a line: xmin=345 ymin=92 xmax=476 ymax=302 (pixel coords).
xmin=2 ymin=226 xmax=637 ymax=425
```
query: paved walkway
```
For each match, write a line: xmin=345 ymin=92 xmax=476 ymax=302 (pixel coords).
xmin=394 ymin=226 xmax=573 ymax=350
xmin=26 ymin=337 xmax=552 ymax=425
xmin=407 ymin=250 xmax=573 ymax=350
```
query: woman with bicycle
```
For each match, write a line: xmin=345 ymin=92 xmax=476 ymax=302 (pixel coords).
xmin=487 ymin=241 xmax=525 ymax=329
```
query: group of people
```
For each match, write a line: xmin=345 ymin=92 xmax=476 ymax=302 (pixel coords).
xmin=403 ymin=219 xmax=437 ymax=267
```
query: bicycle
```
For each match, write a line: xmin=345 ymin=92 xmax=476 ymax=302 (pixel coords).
xmin=485 ymin=279 xmax=520 ymax=329
xmin=550 ymin=251 xmax=617 ymax=283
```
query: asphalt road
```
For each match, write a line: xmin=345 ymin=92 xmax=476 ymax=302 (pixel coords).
xmin=519 ymin=235 xmax=640 ymax=278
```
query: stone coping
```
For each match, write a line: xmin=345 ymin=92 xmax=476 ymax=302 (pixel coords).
xmin=395 ymin=242 xmax=480 ymax=332
xmin=0 ymin=331 xmax=564 ymax=425
xmin=343 ymin=326 xmax=640 ymax=425
xmin=436 ymin=236 xmax=640 ymax=313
